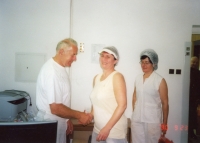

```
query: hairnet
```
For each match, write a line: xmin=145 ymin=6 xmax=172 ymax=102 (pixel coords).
xmin=99 ymin=46 xmax=119 ymax=60
xmin=140 ymin=49 xmax=159 ymax=70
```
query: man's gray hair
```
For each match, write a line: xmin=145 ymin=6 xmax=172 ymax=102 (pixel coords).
xmin=56 ymin=38 xmax=78 ymax=52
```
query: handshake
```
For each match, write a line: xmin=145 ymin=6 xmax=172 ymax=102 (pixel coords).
xmin=78 ymin=111 xmax=93 ymax=125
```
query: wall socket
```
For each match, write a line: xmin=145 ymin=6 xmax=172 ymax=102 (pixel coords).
xmin=176 ymin=69 xmax=181 ymax=74
xmin=169 ymin=69 xmax=174 ymax=74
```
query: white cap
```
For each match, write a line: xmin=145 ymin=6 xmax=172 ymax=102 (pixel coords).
xmin=99 ymin=46 xmax=119 ymax=60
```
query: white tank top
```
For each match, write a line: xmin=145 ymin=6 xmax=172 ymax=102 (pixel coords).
xmin=90 ymin=71 xmax=127 ymax=139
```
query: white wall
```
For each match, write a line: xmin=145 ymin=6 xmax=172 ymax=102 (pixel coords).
xmin=1 ymin=0 xmax=200 ymax=142
xmin=0 ymin=0 xmax=71 ymax=113
xmin=70 ymin=0 xmax=200 ymax=143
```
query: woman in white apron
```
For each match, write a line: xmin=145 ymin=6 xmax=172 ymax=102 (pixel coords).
xmin=131 ymin=49 xmax=169 ymax=143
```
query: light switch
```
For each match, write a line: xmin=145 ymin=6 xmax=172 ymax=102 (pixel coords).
xmin=169 ymin=69 xmax=174 ymax=74
xmin=176 ymin=69 xmax=181 ymax=74
xmin=80 ymin=43 xmax=84 ymax=53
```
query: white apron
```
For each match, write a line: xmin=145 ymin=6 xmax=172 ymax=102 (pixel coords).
xmin=44 ymin=113 xmax=68 ymax=143
xmin=36 ymin=58 xmax=71 ymax=143
xmin=131 ymin=72 xmax=163 ymax=143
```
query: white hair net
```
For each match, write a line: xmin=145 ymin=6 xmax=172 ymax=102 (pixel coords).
xmin=140 ymin=49 xmax=159 ymax=70
xmin=99 ymin=46 xmax=119 ymax=60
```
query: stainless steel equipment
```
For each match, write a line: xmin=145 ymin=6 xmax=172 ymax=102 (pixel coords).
xmin=0 ymin=90 xmax=28 ymax=121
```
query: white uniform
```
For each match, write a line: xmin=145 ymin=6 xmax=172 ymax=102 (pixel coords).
xmin=90 ymin=71 xmax=127 ymax=139
xmin=131 ymin=71 xmax=162 ymax=143
xmin=36 ymin=58 xmax=71 ymax=143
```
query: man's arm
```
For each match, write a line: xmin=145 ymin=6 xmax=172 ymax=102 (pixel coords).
xmin=50 ymin=103 xmax=92 ymax=125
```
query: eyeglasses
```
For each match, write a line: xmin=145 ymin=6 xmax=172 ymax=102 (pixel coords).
xmin=139 ymin=61 xmax=151 ymax=65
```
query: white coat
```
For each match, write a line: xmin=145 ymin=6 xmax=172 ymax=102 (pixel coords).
xmin=132 ymin=71 xmax=163 ymax=123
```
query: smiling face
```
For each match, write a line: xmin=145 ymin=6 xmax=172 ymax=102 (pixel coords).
xmin=99 ymin=52 xmax=118 ymax=70
xmin=59 ymin=45 xmax=78 ymax=67
xmin=140 ymin=57 xmax=154 ymax=74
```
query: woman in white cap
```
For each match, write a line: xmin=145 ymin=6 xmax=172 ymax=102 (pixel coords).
xmin=131 ymin=49 xmax=169 ymax=143
xmin=89 ymin=46 xmax=127 ymax=143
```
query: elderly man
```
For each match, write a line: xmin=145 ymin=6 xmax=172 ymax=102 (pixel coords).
xmin=36 ymin=38 xmax=92 ymax=143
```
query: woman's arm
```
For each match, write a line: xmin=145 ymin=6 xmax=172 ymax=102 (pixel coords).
xmin=89 ymin=75 xmax=97 ymax=119
xmin=159 ymin=78 xmax=169 ymax=135
xmin=97 ymin=72 xmax=127 ymax=141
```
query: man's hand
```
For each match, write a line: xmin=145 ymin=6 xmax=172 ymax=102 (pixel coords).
xmin=78 ymin=112 xmax=93 ymax=125
xmin=66 ymin=120 xmax=73 ymax=135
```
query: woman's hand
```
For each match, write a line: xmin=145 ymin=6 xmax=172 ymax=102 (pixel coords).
xmin=96 ymin=127 xmax=110 ymax=141
xmin=161 ymin=123 xmax=168 ymax=136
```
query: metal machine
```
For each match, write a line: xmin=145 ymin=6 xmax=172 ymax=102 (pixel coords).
xmin=0 ymin=90 xmax=29 ymax=121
